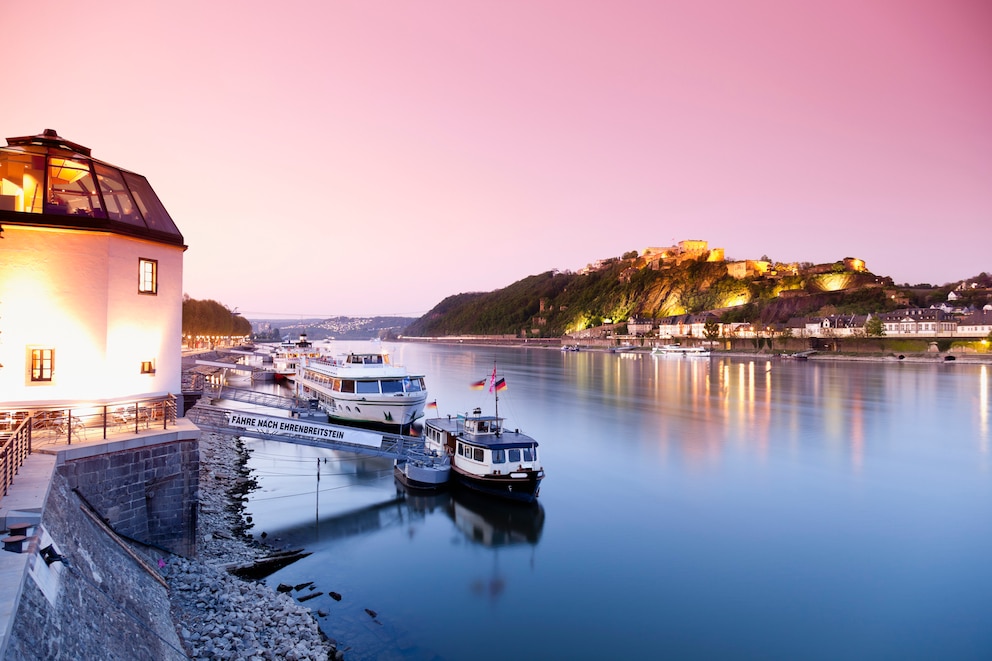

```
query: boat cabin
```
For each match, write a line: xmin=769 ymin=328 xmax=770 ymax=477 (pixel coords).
xmin=345 ymin=353 xmax=388 ymax=366
xmin=426 ymin=413 xmax=540 ymax=476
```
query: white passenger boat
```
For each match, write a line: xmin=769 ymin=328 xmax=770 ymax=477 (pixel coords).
xmin=266 ymin=333 xmax=326 ymax=382
xmin=295 ymin=351 xmax=428 ymax=431
xmin=651 ymin=344 xmax=711 ymax=357
xmin=423 ymin=366 xmax=544 ymax=503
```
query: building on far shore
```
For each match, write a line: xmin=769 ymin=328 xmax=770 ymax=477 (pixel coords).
xmin=0 ymin=128 xmax=186 ymax=412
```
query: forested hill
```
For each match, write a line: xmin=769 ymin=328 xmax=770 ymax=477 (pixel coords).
xmin=403 ymin=256 xmax=938 ymax=339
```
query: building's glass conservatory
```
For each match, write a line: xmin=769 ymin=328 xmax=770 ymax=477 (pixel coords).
xmin=0 ymin=129 xmax=184 ymax=246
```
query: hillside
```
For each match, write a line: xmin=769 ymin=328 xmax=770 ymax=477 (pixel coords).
xmin=250 ymin=316 xmax=417 ymax=341
xmin=404 ymin=254 xmax=988 ymax=339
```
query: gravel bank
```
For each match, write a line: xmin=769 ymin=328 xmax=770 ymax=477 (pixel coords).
xmin=164 ymin=431 xmax=341 ymax=660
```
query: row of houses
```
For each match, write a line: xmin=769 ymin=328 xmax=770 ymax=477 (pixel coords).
xmin=626 ymin=307 xmax=992 ymax=340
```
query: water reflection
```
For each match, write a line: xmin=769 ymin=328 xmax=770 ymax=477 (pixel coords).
xmin=256 ymin=480 xmax=545 ymax=551
xmin=400 ymin=482 xmax=545 ymax=548
xmin=240 ymin=343 xmax=992 ymax=660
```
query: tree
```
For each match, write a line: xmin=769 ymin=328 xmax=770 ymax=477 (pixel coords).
xmin=703 ymin=320 xmax=721 ymax=341
xmin=865 ymin=317 xmax=885 ymax=337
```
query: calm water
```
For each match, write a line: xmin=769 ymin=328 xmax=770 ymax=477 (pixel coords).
xmin=240 ymin=342 xmax=992 ymax=660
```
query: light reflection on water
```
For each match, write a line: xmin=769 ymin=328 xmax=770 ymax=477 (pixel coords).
xmin=240 ymin=343 xmax=992 ymax=660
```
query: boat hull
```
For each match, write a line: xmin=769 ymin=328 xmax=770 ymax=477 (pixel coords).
xmin=450 ymin=466 xmax=543 ymax=504
xmin=324 ymin=395 xmax=426 ymax=429
xmin=394 ymin=459 xmax=450 ymax=490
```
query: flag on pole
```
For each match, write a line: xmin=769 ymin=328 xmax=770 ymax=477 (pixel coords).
xmin=494 ymin=378 xmax=507 ymax=392
xmin=426 ymin=400 xmax=438 ymax=410
xmin=488 ymin=364 xmax=498 ymax=393
xmin=470 ymin=380 xmax=486 ymax=390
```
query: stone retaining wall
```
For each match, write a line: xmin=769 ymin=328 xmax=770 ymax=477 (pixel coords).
xmin=59 ymin=440 xmax=198 ymax=558
xmin=4 ymin=473 xmax=185 ymax=660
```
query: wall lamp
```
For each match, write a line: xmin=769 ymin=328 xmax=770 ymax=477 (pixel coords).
xmin=41 ymin=544 xmax=65 ymax=566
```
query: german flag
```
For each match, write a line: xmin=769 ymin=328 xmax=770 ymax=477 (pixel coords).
xmin=494 ymin=378 xmax=507 ymax=392
xmin=470 ymin=380 xmax=486 ymax=390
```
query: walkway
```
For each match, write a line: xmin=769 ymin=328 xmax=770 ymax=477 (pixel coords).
xmin=0 ymin=419 xmax=200 ymax=657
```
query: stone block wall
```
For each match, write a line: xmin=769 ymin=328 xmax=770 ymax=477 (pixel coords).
xmin=58 ymin=440 xmax=199 ymax=558
xmin=3 ymin=474 xmax=186 ymax=661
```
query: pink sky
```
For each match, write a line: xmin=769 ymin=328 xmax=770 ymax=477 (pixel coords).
xmin=6 ymin=0 xmax=990 ymax=318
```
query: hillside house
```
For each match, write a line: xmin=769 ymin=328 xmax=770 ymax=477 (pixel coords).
xmin=878 ymin=309 xmax=957 ymax=336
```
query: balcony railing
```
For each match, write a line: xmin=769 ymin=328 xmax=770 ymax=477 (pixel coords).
xmin=0 ymin=395 xmax=178 ymax=496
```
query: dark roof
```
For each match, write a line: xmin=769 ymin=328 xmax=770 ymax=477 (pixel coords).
xmin=0 ymin=129 xmax=184 ymax=247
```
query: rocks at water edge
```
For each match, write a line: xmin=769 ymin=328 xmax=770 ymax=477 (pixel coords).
xmin=165 ymin=431 xmax=340 ymax=660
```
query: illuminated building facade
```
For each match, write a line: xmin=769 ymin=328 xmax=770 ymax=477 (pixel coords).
xmin=0 ymin=129 xmax=185 ymax=408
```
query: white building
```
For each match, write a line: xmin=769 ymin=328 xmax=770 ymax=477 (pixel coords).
xmin=0 ymin=129 xmax=185 ymax=410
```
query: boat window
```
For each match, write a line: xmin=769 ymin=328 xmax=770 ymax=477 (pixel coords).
xmin=381 ymin=379 xmax=404 ymax=393
xmin=457 ymin=443 xmax=463 ymax=456
xmin=522 ymin=447 xmax=535 ymax=461
xmin=473 ymin=448 xmax=484 ymax=462
xmin=341 ymin=380 xmax=355 ymax=393
xmin=356 ymin=380 xmax=380 ymax=394
xmin=404 ymin=378 xmax=424 ymax=392
xmin=332 ymin=378 xmax=341 ymax=392
xmin=508 ymin=449 xmax=521 ymax=463
xmin=477 ymin=421 xmax=489 ymax=433
xmin=492 ymin=449 xmax=505 ymax=464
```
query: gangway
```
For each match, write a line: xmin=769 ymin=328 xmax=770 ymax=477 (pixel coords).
xmin=203 ymin=383 xmax=305 ymax=413
xmin=194 ymin=358 xmax=259 ymax=372
xmin=186 ymin=402 xmax=429 ymax=461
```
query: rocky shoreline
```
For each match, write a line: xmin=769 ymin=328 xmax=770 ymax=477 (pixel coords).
xmin=163 ymin=431 xmax=341 ymax=660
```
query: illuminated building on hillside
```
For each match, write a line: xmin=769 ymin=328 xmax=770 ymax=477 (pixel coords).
xmin=0 ymin=129 xmax=186 ymax=410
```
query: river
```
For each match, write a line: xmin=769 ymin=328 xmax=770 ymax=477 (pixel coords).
xmin=238 ymin=342 xmax=992 ymax=660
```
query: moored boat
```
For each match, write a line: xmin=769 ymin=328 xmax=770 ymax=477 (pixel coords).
xmin=393 ymin=449 xmax=451 ymax=490
xmin=423 ymin=365 xmax=544 ymax=503
xmin=651 ymin=344 xmax=711 ymax=357
xmin=266 ymin=333 xmax=326 ymax=382
xmin=296 ymin=350 xmax=428 ymax=431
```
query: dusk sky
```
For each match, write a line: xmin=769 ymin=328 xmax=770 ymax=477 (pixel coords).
xmin=6 ymin=1 xmax=990 ymax=318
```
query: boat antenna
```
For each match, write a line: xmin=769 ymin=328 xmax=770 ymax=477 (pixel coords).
xmin=492 ymin=361 xmax=499 ymax=422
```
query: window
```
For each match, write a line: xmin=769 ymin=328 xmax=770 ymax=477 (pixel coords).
xmin=30 ymin=348 xmax=54 ymax=382
xmin=492 ymin=449 xmax=505 ymax=464
xmin=473 ymin=448 xmax=484 ymax=462
xmin=380 ymin=379 xmax=404 ymax=393
xmin=508 ymin=449 xmax=521 ymax=463
xmin=138 ymin=258 xmax=157 ymax=294
xmin=356 ymin=380 xmax=380 ymax=394
xmin=140 ymin=360 xmax=155 ymax=374
xmin=523 ymin=447 xmax=535 ymax=461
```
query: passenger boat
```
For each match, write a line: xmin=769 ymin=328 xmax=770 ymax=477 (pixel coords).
xmin=651 ymin=344 xmax=711 ymax=357
xmin=295 ymin=351 xmax=428 ymax=430
xmin=266 ymin=333 xmax=326 ymax=382
xmin=423 ymin=366 xmax=544 ymax=503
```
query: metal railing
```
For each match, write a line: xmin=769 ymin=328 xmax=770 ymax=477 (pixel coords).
xmin=1 ymin=394 xmax=179 ymax=499
xmin=1 ymin=418 xmax=31 ymax=497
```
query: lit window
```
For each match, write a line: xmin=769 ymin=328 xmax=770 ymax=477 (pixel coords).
xmin=140 ymin=360 xmax=156 ymax=374
xmin=138 ymin=258 xmax=157 ymax=294
xmin=30 ymin=348 xmax=54 ymax=382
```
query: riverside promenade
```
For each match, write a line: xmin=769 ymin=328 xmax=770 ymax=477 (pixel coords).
xmin=0 ymin=419 xmax=340 ymax=660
